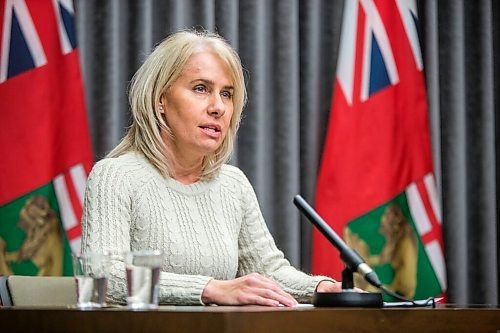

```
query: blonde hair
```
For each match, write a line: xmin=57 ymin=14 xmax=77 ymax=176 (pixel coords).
xmin=108 ymin=30 xmax=247 ymax=180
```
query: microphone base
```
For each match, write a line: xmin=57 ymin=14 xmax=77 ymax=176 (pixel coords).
xmin=312 ymin=291 xmax=383 ymax=308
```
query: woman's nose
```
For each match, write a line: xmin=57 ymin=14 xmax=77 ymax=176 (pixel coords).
xmin=207 ymin=93 xmax=226 ymax=117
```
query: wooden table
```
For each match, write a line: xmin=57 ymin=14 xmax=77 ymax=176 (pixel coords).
xmin=1 ymin=304 xmax=499 ymax=333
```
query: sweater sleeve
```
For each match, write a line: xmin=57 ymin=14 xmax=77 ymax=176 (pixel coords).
xmin=81 ymin=158 xmax=212 ymax=305
xmin=235 ymin=172 xmax=334 ymax=303
xmin=81 ymin=158 xmax=132 ymax=304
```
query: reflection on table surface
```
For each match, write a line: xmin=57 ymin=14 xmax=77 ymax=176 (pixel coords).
xmin=2 ymin=304 xmax=500 ymax=333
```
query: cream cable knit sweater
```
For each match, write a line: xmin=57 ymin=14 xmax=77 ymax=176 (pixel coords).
xmin=81 ymin=151 xmax=331 ymax=305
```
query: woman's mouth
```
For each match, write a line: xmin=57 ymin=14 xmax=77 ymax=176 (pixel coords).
xmin=199 ymin=124 xmax=222 ymax=138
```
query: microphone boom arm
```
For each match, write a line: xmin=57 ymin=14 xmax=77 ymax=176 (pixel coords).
xmin=293 ymin=195 xmax=381 ymax=288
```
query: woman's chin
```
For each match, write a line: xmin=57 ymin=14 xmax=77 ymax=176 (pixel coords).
xmin=198 ymin=143 xmax=222 ymax=156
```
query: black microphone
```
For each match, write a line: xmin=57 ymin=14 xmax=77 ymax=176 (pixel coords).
xmin=293 ymin=194 xmax=382 ymax=289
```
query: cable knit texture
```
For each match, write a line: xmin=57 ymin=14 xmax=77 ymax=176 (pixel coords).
xmin=81 ymin=151 xmax=332 ymax=305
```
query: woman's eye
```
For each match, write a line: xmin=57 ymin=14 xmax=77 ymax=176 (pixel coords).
xmin=221 ymin=90 xmax=233 ymax=99
xmin=194 ymin=85 xmax=207 ymax=93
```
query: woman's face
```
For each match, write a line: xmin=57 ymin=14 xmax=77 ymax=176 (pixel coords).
xmin=160 ymin=50 xmax=234 ymax=160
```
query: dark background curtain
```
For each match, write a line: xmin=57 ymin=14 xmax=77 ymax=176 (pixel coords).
xmin=74 ymin=0 xmax=499 ymax=305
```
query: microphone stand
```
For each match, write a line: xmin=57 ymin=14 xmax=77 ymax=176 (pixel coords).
xmin=312 ymin=266 xmax=383 ymax=307
xmin=294 ymin=195 xmax=383 ymax=307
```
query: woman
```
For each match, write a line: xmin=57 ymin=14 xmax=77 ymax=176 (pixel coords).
xmin=81 ymin=30 xmax=342 ymax=306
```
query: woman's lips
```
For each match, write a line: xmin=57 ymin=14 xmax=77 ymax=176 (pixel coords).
xmin=199 ymin=125 xmax=222 ymax=138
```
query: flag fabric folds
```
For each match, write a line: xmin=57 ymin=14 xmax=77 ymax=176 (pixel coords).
xmin=0 ymin=0 xmax=92 ymax=276
xmin=313 ymin=0 xmax=446 ymax=300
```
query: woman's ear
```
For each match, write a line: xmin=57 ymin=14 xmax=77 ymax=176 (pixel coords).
xmin=158 ymin=94 xmax=166 ymax=113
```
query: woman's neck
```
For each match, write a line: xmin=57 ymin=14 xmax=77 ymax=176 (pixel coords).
xmin=164 ymin=141 xmax=204 ymax=185
xmin=170 ymin=159 xmax=203 ymax=184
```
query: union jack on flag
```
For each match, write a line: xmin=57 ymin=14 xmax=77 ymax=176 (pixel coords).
xmin=314 ymin=0 xmax=446 ymax=301
xmin=0 ymin=0 xmax=92 ymax=276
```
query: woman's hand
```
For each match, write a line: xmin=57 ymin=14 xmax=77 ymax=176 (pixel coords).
xmin=315 ymin=280 xmax=343 ymax=293
xmin=316 ymin=280 xmax=365 ymax=293
xmin=201 ymin=272 xmax=298 ymax=307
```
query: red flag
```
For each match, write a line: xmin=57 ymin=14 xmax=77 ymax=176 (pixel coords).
xmin=313 ymin=0 xmax=446 ymax=300
xmin=0 ymin=0 xmax=92 ymax=275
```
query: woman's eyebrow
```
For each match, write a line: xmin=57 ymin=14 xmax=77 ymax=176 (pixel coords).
xmin=190 ymin=78 xmax=234 ymax=90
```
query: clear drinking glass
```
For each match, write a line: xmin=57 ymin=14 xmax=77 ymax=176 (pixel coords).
xmin=73 ymin=252 xmax=111 ymax=309
xmin=124 ymin=250 xmax=163 ymax=310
